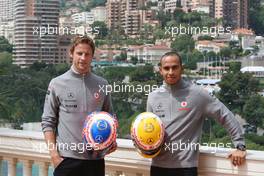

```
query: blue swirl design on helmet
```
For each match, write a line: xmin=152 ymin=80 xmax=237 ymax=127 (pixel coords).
xmin=90 ymin=119 xmax=111 ymax=144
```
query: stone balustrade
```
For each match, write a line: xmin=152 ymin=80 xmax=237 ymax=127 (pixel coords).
xmin=0 ymin=128 xmax=263 ymax=176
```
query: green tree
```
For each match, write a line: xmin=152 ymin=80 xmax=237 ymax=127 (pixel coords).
xmin=131 ymin=56 xmax=138 ymax=65
xmin=219 ymin=47 xmax=232 ymax=58
xmin=0 ymin=37 xmax=13 ymax=53
xmin=181 ymin=50 xmax=203 ymax=70
xmin=156 ymin=10 xmax=171 ymax=28
xmin=129 ymin=65 xmax=155 ymax=82
xmin=60 ymin=0 xmax=66 ymax=9
xmin=0 ymin=91 xmax=12 ymax=119
xmin=0 ymin=59 xmax=69 ymax=123
xmin=249 ymin=1 xmax=264 ymax=35
xmin=30 ymin=62 xmax=47 ymax=71
xmin=218 ymin=72 xmax=259 ymax=112
xmin=107 ymin=28 xmax=124 ymax=46
xmin=54 ymin=63 xmax=70 ymax=75
xmin=172 ymin=9 xmax=185 ymax=23
xmin=92 ymin=21 xmax=108 ymax=39
xmin=245 ymin=134 xmax=264 ymax=145
xmin=171 ymin=35 xmax=195 ymax=53
xmin=243 ymin=95 xmax=264 ymax=128
xmin=153 ymin=28 xmax=165 ymax=40
xmin=182 ymin=12 xmax=202 ymax=25
xmin=90 ymin=0 xmax=106 ymax=7
xmin=139 ymin=24 xmax=154 ymax=41
xmin=0 ymin=52 xmax=12 ymax=66
xmin=119 ymin=52 xmax=127 ymax=61
xmin=206 ymin=51 xmax=217 ymax=58
xmin=227 ymin=62 xmax=241 ymax=73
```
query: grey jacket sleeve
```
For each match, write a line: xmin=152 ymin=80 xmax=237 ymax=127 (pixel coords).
xmin=41 ymin=79 xmax=60 ymax=132
xmin=146 ymin=94 xmax=153 ymax=112
xmin=202 ymin=91 xmax=245 ymax=147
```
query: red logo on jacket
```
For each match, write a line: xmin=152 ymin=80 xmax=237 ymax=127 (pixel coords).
xmin=179 ymin=101 xmax=190 ymax=111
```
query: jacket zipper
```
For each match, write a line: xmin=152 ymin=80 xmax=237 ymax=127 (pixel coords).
xmin=170 ymin=88 xmax=173 ymax=120
xmin=82 ymin=75 xmax=87 ymax=111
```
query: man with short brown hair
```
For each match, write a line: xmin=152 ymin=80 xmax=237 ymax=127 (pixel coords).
xmin=42 ymin=36 xmax=115 ymax=176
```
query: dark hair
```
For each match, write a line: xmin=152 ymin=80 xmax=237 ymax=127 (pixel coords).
xmin=70 ymin=36 xmax=95 ymax=56
xmin=159 ymin=51 xmax=182 ymax=67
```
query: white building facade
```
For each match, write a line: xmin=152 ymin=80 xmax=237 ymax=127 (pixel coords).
xmin=0 ymin=0 xmax=14 ymax=21
xmin=91 ymin=6 xmax=107 ymax=22
xmin=127 ymin=45 xmax=171 ymax=64
xmin=71 ymin=12 xmax=95 ymax=24
xmin=0 ymin=20 xmax=14 ymax=44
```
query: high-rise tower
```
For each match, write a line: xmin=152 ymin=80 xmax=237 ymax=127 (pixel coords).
xmin=223 ymin=0 xmax=248 ymax=29
xmin=13 ymin=0 xmax=60 ymax=67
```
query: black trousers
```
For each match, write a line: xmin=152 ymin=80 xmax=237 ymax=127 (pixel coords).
xmin=151 ymin=166 xmax=197 ymax=176
xmin=54 ymin=158 xmax=105 ymax=176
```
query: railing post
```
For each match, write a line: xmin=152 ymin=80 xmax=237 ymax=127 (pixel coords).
xmin=38 ymin=162 xmax=49 ymax=176
xmin=6 ymin=158 xmax=17 ymax=176
xmin=0 ymin=157 xmax=3 ymax=176
xmin=21 ymin=159 xmax=33 ymax=176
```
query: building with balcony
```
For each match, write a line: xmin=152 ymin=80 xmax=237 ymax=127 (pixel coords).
xmin=214 ymin=0 xmax=223 ymax=19
xmin=157 ymin=0 xmax=165 ymax=9
xmin=0 ymin=20 xmax=14 ymax=44
xmin=223 ymin=0 xmax=248 ymax=29
xmin=0 ymin=0 xmax=15 ymax=44
xmin=107 ymin=0 xmax=148 ymax=36
xmin=255 ymin=36 xmax=264 ymax=49
xmin=191 ymin=4 xmax=210 ymax=13
xmin=106 ymin=0 xmax=126 ymax=30
xmin=91 ymin=6 xmax=107 ymax=22
xmin=59 ymin=17 xmax=74 ymax=31
xmin=231 ymin=28 xmax=255 ymax=50
xmin=57 ymin=35 xmax=72 ymax=64
xmin=240 ymin=66 xmax=264 ymax=78
xmin=195 ymin=40 xmax=227 ymax=53
xmin=95 ymin=48 xmax=122 ymax=61
xmin=195 ymin=78 xmax=221 ymax=94
xmin=0 ymin=0 xmax=14 ymax=22
xmin=63 ymin=7 xmax=81 ymax=16
xmin=127 ymin=44 xmax=171 ymax=64
xmin=125 ymin=10 xmax=140 ymax=36
xmin=164 ymin=0 xmax=180 ymax=13
xmin=0 ymin=128 xmax=264 ymax=176
xmin=139 ymin=10 xmax=158 ymax=28
xmin=209 ymin=0 xmax=223 ymax=19
xmin=13 ymin=0 xmax=60 ymax=68
xmin=165 ymin=0 xmax=210 ymax=13
xmin=191 ymin=0 xmax=210 ymax=10
xmin=183 ymin=0 xmax=194 ymax=12
xmin=71 ymin=12 xmax=94 ymax=25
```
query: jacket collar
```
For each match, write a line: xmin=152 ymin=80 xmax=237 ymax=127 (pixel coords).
xmin=69 ymin=65 xmax=91 ymax=78
xmin=163 ymin=78 xmax=189 ymax=91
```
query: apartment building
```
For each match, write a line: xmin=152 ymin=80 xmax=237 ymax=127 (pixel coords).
xmin=71 ymin=12 xmax=94 ymax=24
xmin=223 ymin=0 xmax=248 ymax=29
xmin=0 ymin=21 xmax=14 ymax=44
xmin=165 ymin=0 xmax=210 ymax=13
xmin=13 ymin=0 xmax=60 ymax=67
xmin=107 ymin=0 xmax=147 ymax=36
xmin=0 ymin=0 xmax=14 ymax=21
xmin=209 ymin=0 xmax=223 ymax=19
xmin=91 ymin=6 xmax=107 ymax=22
